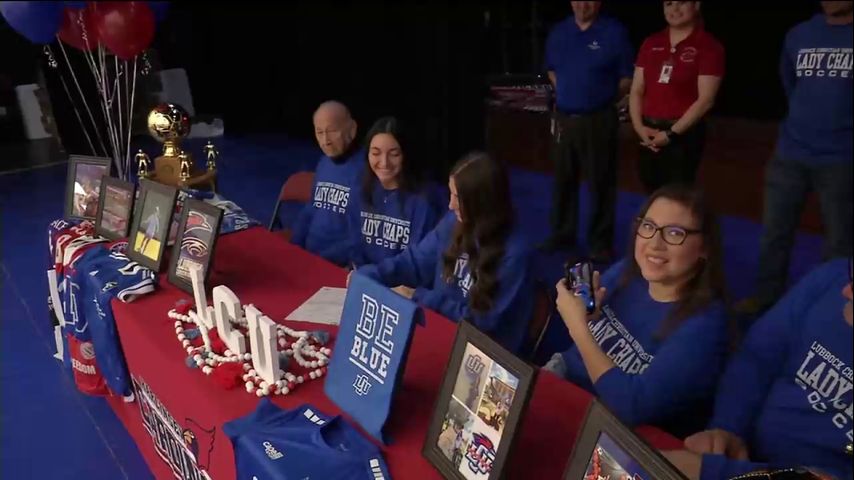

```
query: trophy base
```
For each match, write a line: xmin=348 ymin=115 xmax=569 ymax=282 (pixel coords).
xmin=150 ymin=155 xmax=217 ymax=192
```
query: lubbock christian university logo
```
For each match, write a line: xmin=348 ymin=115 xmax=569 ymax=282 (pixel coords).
xmin=349 ymin=293 xmax=400 ymax=393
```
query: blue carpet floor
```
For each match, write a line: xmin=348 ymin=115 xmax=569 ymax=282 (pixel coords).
xmin=0 ymin=134 xmax=823 ymax=478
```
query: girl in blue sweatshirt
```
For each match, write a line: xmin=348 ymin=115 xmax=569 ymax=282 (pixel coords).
xmin=348 ymin=117 xmax=439 ymax=267
xmin=546 ymin=185 xmax=731 ymax=431
xmin=355 ymin=152 xmax=534 ymax=353
xmin=664 ymin=258 xmax=853 ymax=480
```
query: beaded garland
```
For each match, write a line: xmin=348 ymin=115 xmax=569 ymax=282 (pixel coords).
xmin=168 ymin=302 xmax=332 ymax=398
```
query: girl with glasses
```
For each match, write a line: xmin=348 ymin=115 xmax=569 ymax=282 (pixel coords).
xmin=545 ymin=184 xmax=732 ymax=435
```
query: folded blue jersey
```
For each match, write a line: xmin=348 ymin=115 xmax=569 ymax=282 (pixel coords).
xmin=223 ymin=399 xmax=392 ymax=480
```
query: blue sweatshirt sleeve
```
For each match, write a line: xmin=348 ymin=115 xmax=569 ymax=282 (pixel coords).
xmin=348 ymin=195 xmax=368 ymax=267
xmin=409 ymin=194 xmax=440 ymax=248
xmin=357 ymin=215 xmax=447 ymax=288
xmin=414 ymin=248 xmax=532 ymax=334
xmin=593 ymin=305 xmax=728 ymax=427
xmin=708 ymin=261 xmax=837 ymax=438
xmin=779 ymin=30 xmax=796 ymax=100
xmin=289 ymin=174 xmax=318 ymax=248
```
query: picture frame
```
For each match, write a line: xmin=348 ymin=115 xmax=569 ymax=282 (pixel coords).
xmin=127 ymin=179 xmax=178 ymax=271
xmin=167 ymin=198 xmax=223 ymax=294
xmin=64 ymin=155 xmax=112 ymax=221
xmin=562 ymin=400 xmax=687 ymax=480
xmin=94 ymin=176 xmax=136 ymax=241
xmin=423 ymin=320 xmax=537 ymax=480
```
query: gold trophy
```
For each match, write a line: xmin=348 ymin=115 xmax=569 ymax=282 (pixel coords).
xmin=203 ymin=141 xmax=219 ymax=171
xmin=135 ymin=149 xmax=151 ymax=179
xmin=146 ymin=103 xmax=217 ymax=191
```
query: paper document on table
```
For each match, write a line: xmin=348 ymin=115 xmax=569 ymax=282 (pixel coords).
xmin=285 ymin=287 xmax=348 ymax=325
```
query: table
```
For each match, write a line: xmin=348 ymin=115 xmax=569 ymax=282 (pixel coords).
xmin=107 ymin=227 xmax=680 ymax=479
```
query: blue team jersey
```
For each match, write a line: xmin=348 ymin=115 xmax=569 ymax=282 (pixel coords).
xmin=83 ymin=250 xmax=156 ymax=395
xmin=223 ymin=400 xmax=392 ymax=480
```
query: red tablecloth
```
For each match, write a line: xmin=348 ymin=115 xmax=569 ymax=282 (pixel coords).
xmin=109 ymin=227 xmax=680 ymax=479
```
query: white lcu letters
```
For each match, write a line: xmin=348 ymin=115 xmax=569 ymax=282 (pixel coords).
xmin=213 ymin=285 xmax=247 ymax=354
xmin=245 ymin=305 xmax=280 ymax=384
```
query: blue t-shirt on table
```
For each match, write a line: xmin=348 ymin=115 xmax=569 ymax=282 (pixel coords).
xmin=290 ymin=148 xmax=364 ymax=266
xmin=358 ymin=211 xmax=535 ymax=354
xmin=777 ymin=14 xmax=852 ymax=165
xmin=558 ymin=260 xmax=729 ymax=428
xmin=349 ymin=183 xmax=440 ymax=267
xmin=544 ymin=15 xmax=634 ymax=113
xmin=223 ymin=399 xmax=391 ymax=480
xmin=701 ymin=258 xmax=853 ymax=480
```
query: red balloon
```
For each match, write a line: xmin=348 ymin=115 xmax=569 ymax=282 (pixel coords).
xmin=58 ymin=6 xmax=100 ymax=51
xmin=93 ymin=1 xmax=155 ymax=60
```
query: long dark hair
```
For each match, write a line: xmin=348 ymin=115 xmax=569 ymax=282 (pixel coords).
xmin=360 ymin=116 xmax=422 ymax=208
xmin=620 ymin=184 xmax=728 ymax=339
xmin=442 ymin=152 xmax=514 ymax=313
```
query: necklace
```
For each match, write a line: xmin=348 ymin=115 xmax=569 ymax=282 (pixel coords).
xmin=168 ymin=303 xmax=331 ymax=397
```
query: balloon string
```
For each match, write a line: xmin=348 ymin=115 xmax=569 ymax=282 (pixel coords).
xmin=114 ymin=56 xmax=124 ymax=170
xmin=45 ymin=46 xmax=97 ymax=156
xmin=125 ymin=57 xmax=138 ymax=181
xmin=98 ymin=44 xmax=123 ymax=178
xmin=54 ymin=39 xmax=109 ymax=157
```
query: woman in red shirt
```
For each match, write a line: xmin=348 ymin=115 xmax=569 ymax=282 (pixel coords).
xmin=629 ymin=1 xmax=725 ymax=193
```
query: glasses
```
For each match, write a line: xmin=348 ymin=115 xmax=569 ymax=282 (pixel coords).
xmin=635 ymin=218 xmax=701 ymax=246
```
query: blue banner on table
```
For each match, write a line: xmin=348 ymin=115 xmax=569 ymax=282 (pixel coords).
xmin=324 ymin=273 xmax=422 ymax=444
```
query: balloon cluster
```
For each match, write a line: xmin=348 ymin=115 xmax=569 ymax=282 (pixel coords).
xmin=1 ymin=1 xmax=169 ymax=59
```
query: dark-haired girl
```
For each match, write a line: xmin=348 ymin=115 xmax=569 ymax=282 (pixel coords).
xmin=349 ymin=116 xmax=439 ymax=266
xmin=546 ymin=184 xmax=731 ymax=431
xmin=355 ymin=152 xmax=534 ymax=353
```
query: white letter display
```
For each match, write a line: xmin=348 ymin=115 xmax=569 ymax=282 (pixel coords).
xmin=189 ymin=264 xmax=215 ymax=330
xmin=245 ymin=305 xmax=280 ymax=384
xmin=213 ymin=285 xmax=247 ymax=354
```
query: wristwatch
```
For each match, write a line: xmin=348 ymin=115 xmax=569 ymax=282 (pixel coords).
xmin=664 ymin=128 xmax=679 ymax=141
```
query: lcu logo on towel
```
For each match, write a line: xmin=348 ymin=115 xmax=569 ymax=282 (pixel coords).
xmin=324 ymin=273 xmax=422 ymax=443
xmin=314 ymin=181 xmax=350 ymax=214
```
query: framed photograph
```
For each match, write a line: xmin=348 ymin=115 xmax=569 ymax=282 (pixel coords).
xmin=94 ymin=176 xmax=136 ymax=241
xmin=423 ymin=321 xmax=537 ymax=480
xmin=563 ymin=400 xmax=687 ymax=480
xmin=167 ymin=198 xmax=223 ymax=294
xmin=64 ymin=155 xmax=112 ymax=220
xmin=127 ymin=179 xmax=178 ymax=271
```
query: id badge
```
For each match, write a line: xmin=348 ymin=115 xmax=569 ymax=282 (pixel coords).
xmin=658 ymin=62 xmax=673 ymax=84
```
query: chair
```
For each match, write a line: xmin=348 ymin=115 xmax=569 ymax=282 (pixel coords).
xmin=524 ymin=280 xmax=555 ymax=362
xmin=268 ymin=171 xmax=315 ymax=239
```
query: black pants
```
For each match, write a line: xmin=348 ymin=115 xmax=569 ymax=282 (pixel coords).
xmin=549 ymin=108 xmax=618 ymax=253
xmin=637 ymin=117 xmax=706 ymax=194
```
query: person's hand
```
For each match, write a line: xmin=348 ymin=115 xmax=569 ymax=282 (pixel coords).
xmin=636 ymin=126 xmax=661 ymax=152
xmin=392 ymin=285 xmax=415 ymax=299
xmin=555 ymin=271 xmax=606 ymax=338
xmin=661 ymin=450 xmax=702 ymax=480
xmin=650 ymin=130 xmax=671 ymax=148
xmin=346 ymin=270 xmax=353 ymax=288
xmin=684 ymin=429 xmax=749 ymax=460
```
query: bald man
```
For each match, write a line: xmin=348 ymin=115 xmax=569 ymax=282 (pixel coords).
xmin=290 ymin=101 xmax=365 ymax=266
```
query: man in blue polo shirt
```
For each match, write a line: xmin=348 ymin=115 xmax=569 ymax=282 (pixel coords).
xmin=541 ymin=1 xmax=634 ymax=263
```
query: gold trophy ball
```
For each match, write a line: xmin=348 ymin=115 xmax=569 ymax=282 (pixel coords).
xmin=147 ymin=103 xmax=191 ymax=144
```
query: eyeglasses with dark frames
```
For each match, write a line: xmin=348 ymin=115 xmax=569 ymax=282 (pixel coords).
xmin=635 ymin=217 xmax=701 ymax=246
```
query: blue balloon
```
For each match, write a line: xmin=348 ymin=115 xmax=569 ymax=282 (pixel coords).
xmin=63 ymin=1 xmax=86 ymax=8
xmin=147 ymin=1 xmax=169 ymax=22
xmin=0 ymin=1 xmax=64 ymax=44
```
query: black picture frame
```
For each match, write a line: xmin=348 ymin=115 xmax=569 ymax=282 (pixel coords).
xmin=563 ymin=400 xmax=687 ymax=480
xmin=127 ymin=179 xmax=177 ymax=271
xmin=94 ymin=176 xmax=136 ymax=241
xmin=64 ymin=155 xmax=112 ymax=221
xmin=423 ymin=321 xmax=537 ymax=480
xmin=167 ymin=198 xmax=223 ymax=294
